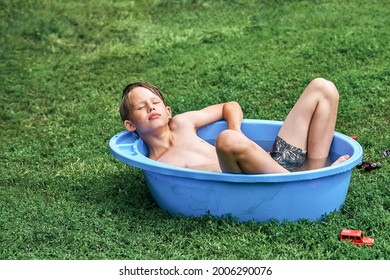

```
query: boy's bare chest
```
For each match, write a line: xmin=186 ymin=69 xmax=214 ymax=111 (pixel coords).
xmin=157 ymin=134 xmax=219 ymax=170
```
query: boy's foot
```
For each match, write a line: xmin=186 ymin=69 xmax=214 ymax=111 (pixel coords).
xmin=331 ymin=155 xmax=350 ymax=166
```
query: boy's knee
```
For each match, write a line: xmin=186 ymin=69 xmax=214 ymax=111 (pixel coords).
xmin=216 ymin=130 xmax=246 ymax=154
xmin=311 ymin=77 xmax=339 ymax=102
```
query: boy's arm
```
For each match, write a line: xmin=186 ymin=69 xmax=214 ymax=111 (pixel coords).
xmin=222 ymin=101 xmax=243 ymax=131
xmin=175 ymin=101 xmax=243 ymax=131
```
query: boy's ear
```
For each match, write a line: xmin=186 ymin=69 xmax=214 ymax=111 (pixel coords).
xmin=124 ymin=120 xmax=136 ymax=132
xmin=166 ymin=106 xmax=172 ymax=118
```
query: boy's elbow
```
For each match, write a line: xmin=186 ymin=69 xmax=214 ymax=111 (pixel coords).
xmin=228 ymin=101 xmax=239 ymax=106
xmin=223 ymin=101 xmax=243 ymax=117
xmin=228 ymin=101 xmax=242 ymax=113
xmin=226 ymin=101 xmax=241 ymax=109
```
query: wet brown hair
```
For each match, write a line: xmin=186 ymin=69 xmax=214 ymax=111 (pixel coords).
xmin=119 ymin=82 xmax=167 ymax=122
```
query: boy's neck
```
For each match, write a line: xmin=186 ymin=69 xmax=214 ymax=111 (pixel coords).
xmin=139 ymin=126 xmax=174 ymax=160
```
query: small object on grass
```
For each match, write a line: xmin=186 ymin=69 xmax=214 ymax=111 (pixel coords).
xmin=356 ymin=161 xmax=382 ymax=172
xmin=350 ymin=135 xmax=357 ymax=140
xmin=339 ymin=229 xmax=374 ymax=246
xmin=382 ymin=150 xmax=390 ymax=158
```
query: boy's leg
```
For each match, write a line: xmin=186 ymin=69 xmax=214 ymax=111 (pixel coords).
xmin=216 ymin=77 xmax=348 ymax=173
xmin=277 ymin=78 xmax=341 ymax=168
xmin=216 ymin=129 xmax=289 ymax=174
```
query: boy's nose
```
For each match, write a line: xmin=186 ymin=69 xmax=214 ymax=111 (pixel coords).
xmin=147 ymin=106 xmax=155 ymax=112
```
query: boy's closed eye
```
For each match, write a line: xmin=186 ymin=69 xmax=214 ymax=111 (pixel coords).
xmin=151 ymin=98 xmax=161 ymax=104
xmin=134 ymin=103 xmax=145 ymax=110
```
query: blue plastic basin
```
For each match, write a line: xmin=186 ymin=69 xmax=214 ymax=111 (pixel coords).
xmin=109 ymin=119 xmax=362 ymax=222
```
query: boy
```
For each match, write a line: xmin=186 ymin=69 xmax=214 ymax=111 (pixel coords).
xmin=119 ymin=78 xmax=349 ymax=174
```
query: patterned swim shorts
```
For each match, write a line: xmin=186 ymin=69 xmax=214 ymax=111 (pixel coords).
xmin=269 ymin=136 xmax=307 ymax=172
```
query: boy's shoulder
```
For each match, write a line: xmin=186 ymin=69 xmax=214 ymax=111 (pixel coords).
xmin=170 ymin=113 xmax=189 ymax=124
xmin=169 ymin=112 xmax=196 ymax=130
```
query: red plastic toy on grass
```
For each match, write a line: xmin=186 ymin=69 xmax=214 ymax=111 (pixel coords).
xmin=339 ymin=229 xmax=374 ymax=246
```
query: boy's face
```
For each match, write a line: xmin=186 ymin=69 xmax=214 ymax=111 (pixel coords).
xmin=123 ymin=87 xmax=171 ymax=134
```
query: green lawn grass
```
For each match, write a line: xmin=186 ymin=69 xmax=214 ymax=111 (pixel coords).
xmin=1 ymin=0 xmax=389 ymax=260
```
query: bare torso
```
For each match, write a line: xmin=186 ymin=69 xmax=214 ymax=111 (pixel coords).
xmin=148 ymin=116 xmax=221 ymax=172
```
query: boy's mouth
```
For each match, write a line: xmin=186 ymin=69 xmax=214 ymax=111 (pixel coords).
xmin=148 ymin=112 xmax=161 ymax=120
